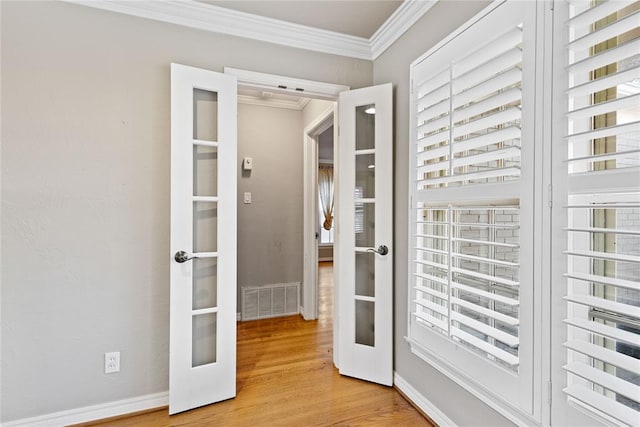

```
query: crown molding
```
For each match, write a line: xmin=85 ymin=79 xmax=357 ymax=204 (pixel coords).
xmin=370 ymin=0 xmax=439 ymax=60
xmin=238 ymin=94 xmax=310 ymax=111
xmin=63 ymin=0 xmax=438 ymax=61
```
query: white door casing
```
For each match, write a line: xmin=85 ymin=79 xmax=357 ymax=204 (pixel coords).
xmin=337 ymin=83 xmax=393 ymax=386
xmin=169 ymin=63 xmax=237 ymax=414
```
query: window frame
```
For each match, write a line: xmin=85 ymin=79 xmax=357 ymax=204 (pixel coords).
xmin=406 ymin=1 xmax=548 ymax=424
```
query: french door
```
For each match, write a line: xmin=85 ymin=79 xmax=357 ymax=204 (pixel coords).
xmin=169 ymin=63 xmax=237 ymax=414
xmin=337 ymin=83 xmax=393 ymax=386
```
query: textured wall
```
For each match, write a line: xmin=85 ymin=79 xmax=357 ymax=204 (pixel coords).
xmin=0 ymin=1 xmax=371 ymax=422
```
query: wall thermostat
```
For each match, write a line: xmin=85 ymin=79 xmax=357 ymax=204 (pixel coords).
xmin=243 ymin=157 xmax=253 ymax=171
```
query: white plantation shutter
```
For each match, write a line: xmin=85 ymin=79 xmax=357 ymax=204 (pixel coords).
xmin=562 ymin=1 xmax=640 ymax=424
xmin=408 ymin=0 xmax=538 ymax=416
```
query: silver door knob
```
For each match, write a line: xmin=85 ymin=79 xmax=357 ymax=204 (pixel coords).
xmin=174 ymin=250 xmax=197 ymax=263
xmin=367 ymin=245 xmax=389 ymax=256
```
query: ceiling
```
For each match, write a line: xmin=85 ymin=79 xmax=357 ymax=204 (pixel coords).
xmin=198 ymin=1 xmax=403 ymax=39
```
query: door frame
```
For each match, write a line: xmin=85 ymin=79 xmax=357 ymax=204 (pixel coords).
xmin=302 ymin=106 xmax=335 ymax=321
xmin=223 ymin=67 xmax=347 ymax=331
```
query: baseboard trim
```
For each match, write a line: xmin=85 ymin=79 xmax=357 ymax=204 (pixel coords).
xmin=3 ymin=391 xmax=168 ymax=427
xmin=394 ymin=373 xmax=456 ymax=427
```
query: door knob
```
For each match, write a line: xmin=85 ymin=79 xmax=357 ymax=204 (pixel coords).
xmin=174 ymin=250 xmax=197 ymax=263
xmin=367 ymin=245 xmax=389 ymax=256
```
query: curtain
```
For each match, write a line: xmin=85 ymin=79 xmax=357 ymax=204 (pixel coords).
xmin=318 ymin=165 xmax=334 ymax=230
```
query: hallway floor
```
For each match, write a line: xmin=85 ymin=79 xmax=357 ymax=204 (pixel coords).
xmin=85 ymin=262 xmax=432 ymax=426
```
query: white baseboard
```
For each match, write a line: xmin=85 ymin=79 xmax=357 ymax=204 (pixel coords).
xmin=318 ymin=257 xmax=333 ymax=262
xmin=237 ymin=312 xmax=241 ymax=321
xmin=3 ymin=391 xmax=168 ymax=427
xmin=394 ymin=372 xmax=456 ymax=427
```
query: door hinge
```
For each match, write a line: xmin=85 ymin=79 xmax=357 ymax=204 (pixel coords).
xmin=550 ymin=0 xmax=554 ymax=11
xmin=548 ymin=184 xmax=553 ymax=208
xmin=547 ymin=380 xmax=553 ymax=406
xmin=410 ymin=79 xmax=414 ymax=95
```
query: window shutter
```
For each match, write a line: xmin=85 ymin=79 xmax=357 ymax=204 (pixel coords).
xmin=412 ymin=18 xmax=524 ymax=370
xmin=563 ymin=1 xmax=640 ymax=424
xmin=415 ymin=24 xmax=523 ymax=190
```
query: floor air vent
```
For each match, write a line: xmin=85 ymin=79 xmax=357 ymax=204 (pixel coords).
xmin=241 ymin=282 xmax=300 ymax=321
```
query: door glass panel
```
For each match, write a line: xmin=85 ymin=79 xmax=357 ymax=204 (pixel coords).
xmin=355 ymin=252 xmax=375 ymax=297
xmin=192 ymin=258 xmax=217 ymax=310
xmin=192 ymin=313 xmax=217 ymax=367
xmin=193 ymin=89 xmax=218 ymax=142
xmin=193 ymin=201 xmax=217 ymax=253
xmin=355 ymin=104 xmax=375 ymax=150
xmin=355 ymin=300 xmax=375 ymax=347
xmin=356 ymin=153 xmax=375 ymax=198
xmin=193 ymin=145 xmax=218 ymax=197
xmin=355 ymin=202 xmax=375 ymax=248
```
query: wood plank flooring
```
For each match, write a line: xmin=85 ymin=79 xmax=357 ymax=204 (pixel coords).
xmin=85 ymin=262 xmax=432 ymax=426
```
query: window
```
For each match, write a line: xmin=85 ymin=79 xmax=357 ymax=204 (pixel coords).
xmin=558 ymin=0 xmax=640 ymax=424
xmin=408 ymin=0 xmax=539 ymax=420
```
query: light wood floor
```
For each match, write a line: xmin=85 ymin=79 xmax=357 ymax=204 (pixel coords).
xmin=86 ymin=262 xmax=432 ymax=426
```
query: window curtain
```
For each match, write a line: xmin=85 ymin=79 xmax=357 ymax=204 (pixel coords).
xmin=318 ymin=165 xmax=334 ymax=230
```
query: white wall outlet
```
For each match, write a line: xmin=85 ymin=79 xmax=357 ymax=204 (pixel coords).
xmin=105 ymin=351 xmax=120 ymax=374
xmin=244 ymin=192 xmax=252 ymax=204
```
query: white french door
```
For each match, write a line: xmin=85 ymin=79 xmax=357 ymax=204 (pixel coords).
xmin=337 ymin=83 xmax=393 ymax=386
xmin=169 ymin=63 xmax=237 ymax=414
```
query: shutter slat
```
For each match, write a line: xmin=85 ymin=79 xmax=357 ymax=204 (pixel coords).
xmin=454 ymin=48 xmax=523 ymax=94
xmin=567 ymin=65 xmax=640 ymax=96
xmin=415 ymin=285 xmax=449 ymax=302
xmin=453 ymin=107 xmax=521 ymax=138
xmin=451 ymin=281 xmax=520 ymax=306
xmin=565 ymin=294 xmax=640 ymax=319
xmin=566 ymin=120 xmax=640 ymax=143
xmin=418 ymin=166 xmax=521 ymax=187
xmin=453 ymin=67 xmax=522 ymax=108
xmin=568 ymin=0 xmax=635 ymax=29
xmin=564 ymin=318 xmax=640 ymax=347
xmin=454 ymin=26 xmax=523 ymax=77
xmin=416 ymin=144 xmax=449 ymax=163
xmin=414 ymin=259 xmax=449 ymax=270
xmin=568 ymin=38 xmax=640 ymax=73
xmin=452 ymin=267 xmax=519 ymax=288
xmin=565 ymin=249 xmax=640 ymax=264
xmin=452 ymin=251 xmax=520 ymax=267
xmin=565 ymin=340 xmax=640 ymax=378
xmin=451 ymin=327 xmax=519 ymax=366
xmin=564 ymin=385 xmax=640 ymax=427
xmin=417 ymin=114 xmax=450 ymax=136
xmin=452 ymin=297 xmax=520 ymax=326
xmin=416 ymin=68 xmax=450 ymax=100
xmin=453 ymin=126 xmax=521 ymax=155
xmin=453 ymin=87 xmax=521 ymax=124
xmin=567 ymin=92 xmax=640 ymax=120
xmin=565 ymin=362 xmax=640 ymax=405
xmin=416 ymin=129 xmax=449 ymax=151
xmin=568 ymin=149 xmax=640 ymax=165
xmin=414 ymin=298 xmax=448 ymax=315
xmin=417 ymin=98 xmax=450 ymax=124
xmin=415 ymin=272 xmax=449 ymax=287
xmin=414 ymin=311 xmax=448 ymax=332
xmin=452 ymin=237 xmax=519 ymax=249
xmin=417 ymin=82 xmax=449 ymax=111
xmin=564 ymin=272 xmax=640 ymax=291
xmin=569 ymin=10 xmax=640 ymax=51
xmin=451 ymin=312 xmax=519 ymax=347
xmin=452 ymin=146 xmax=521 ymax=170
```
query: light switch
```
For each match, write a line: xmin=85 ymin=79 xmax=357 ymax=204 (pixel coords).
xmin=244 ymin=192 xmax=252 ymax=204
xmin=243 ymin=157 xmax=253 ymax=170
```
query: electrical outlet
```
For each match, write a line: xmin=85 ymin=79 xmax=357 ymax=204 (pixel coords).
xmin=105 ymin=351 xmax=120 ymax=374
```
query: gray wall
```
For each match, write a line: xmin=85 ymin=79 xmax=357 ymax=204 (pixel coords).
xmin=373 ymin=1 xmax=515 ymax=426
xmin=0 ymin=1 xmax=371 ymax=422
xmin=237 ymin=103 xmax=303 ymax=299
